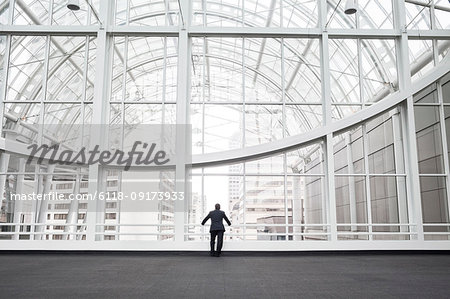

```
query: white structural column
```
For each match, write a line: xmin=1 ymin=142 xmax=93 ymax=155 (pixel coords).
xmin=362 ymin=124 xmax=373 ymax=240
xmin=436 ymin=74 xmax=450 ymax=230
xmin=65 ymin=172 xmax=81 ymax=240
xmin=86 ymin=0 xmax=114 ymax=242
xmin=36 ymin=164 xmax=55 ymax=240
xmin=12 ymin=158 xmax=25 ymax=240
xmin=175 ymin=0 xmax=191 ymax=242
xmin=292 ymin=175 xmax=302 ymax=240
xmin=0 ymin=3 xmax=13 ymax=212
xmin=345 ymin=133 xmax=357 ymax=232
xmin=393 ymin=0 xmax=424 ymax=241
xmin=0 ymin=153 xmax=10 ymax=212
xmin=319 ymin=0 xmax=337 ymax=241
xmin=391 ymin=109 xmax=409 ymax=235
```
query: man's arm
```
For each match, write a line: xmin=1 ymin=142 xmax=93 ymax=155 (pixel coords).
xmin=201 ymin=213 xmax=211 ymax=225
xmin=223 ymin=213 xmax=231 ymax=226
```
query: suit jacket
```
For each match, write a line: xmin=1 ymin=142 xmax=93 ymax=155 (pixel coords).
xmin=201 ymin=210 xmax=231 ymax=232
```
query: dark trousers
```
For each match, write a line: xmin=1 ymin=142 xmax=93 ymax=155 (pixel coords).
xmin=210 ymin=230 xmax=224 ymax=253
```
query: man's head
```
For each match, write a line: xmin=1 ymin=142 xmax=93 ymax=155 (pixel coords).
xmin=215 ymin=203 xmax=220 ymax=210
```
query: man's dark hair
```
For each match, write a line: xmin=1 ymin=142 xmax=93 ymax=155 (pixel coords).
xmin=215 ymin=203 xmax=220 ymax=210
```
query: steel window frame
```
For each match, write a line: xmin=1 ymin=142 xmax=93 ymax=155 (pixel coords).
xmin=0 ymin=0 xmax=449 ymax=250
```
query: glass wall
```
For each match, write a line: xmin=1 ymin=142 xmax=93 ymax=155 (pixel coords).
xmin=414 ymin=72 xmax=450 ymax=240
xmin=0 ymin=0 xmax=449 ymax=248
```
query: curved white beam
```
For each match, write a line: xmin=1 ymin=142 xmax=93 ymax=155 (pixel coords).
xmin=2 ymin=57 xmax=448 ymax=169
xmin=191 ymin=57 xmax=450 ymax=167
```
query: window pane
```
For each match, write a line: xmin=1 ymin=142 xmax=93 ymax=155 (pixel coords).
xmin=415 ymin=106 xmax=445 ymax=174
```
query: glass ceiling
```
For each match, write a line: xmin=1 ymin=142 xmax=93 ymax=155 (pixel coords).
xmin=0 ymin=0 xmax=449 ymax=155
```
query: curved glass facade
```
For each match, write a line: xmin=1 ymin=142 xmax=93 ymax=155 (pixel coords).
xmin=0 ymin=0 xmax=449 ymax=250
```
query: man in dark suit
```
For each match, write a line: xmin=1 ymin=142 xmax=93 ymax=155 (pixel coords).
xmin=201 ymin=203 xmax=231 ymax=257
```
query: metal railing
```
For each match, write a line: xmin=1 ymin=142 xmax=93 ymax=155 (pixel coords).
xmin=0 ymin=223 xmax=87 ymax=239
xmin=1 ymin=222 xmax=449 ymax=240
xmin=95 ymin=224 xmax=175 ymax=239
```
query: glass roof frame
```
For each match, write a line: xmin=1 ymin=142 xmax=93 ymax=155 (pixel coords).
xmin=0 ymin=0 xmax=447 ymax=160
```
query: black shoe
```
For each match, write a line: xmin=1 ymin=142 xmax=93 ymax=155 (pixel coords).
xmin=214 ymin=252 xmax=220 ymax=257
xmin=210 ymin=251 xmax=215 ymax=256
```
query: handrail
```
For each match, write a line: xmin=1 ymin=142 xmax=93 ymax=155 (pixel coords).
xmin=97 ymin=232 xmax=175 ymax=236
xmin=336 ymin=232 xmax=418 ymax=235
xmin=185 ymin=232 xmax=330 ymax=236
xmin=0 ymin=232 xmax=86 ymax=235
xmin=337 ymin=223 xmax=416 ymax=226
xmin=96 ymin=223 xmax=174 ymax=227
xmin=0 ymin=223 xmax=87 ymax=226
xmin=185 ymin=223 xmax=330 ymax=227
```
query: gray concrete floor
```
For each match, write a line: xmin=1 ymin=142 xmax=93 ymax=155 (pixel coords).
xmin=0 ymin=252 xmax=449 ymax=298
